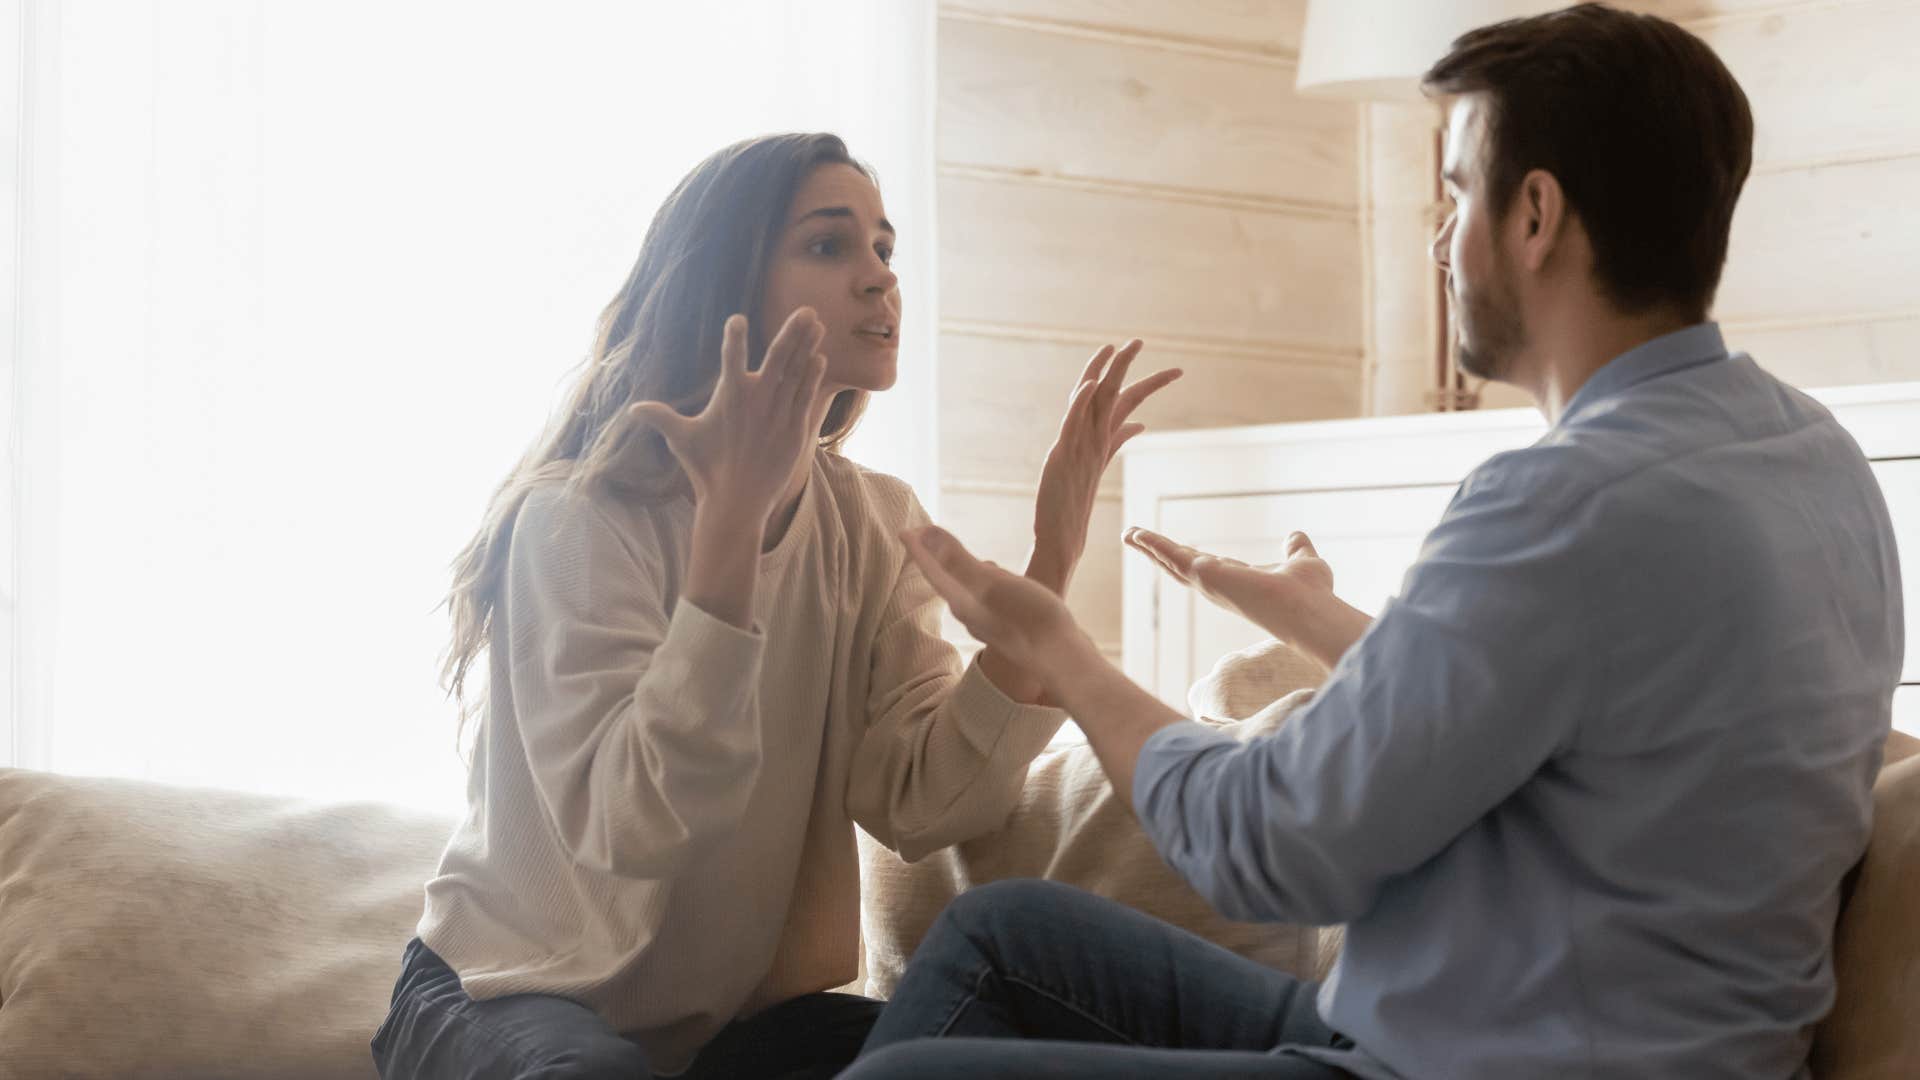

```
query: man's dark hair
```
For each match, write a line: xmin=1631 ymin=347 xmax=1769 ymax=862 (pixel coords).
xmin=1422 ymin=3 xmax=1753 ymax=321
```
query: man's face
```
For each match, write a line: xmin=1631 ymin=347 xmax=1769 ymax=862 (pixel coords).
xmin=1432 ymin=96 xmax=1525 ymax=382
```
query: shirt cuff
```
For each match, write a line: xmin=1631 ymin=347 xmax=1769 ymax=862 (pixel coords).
xmin=647 ymin=598 xmax=768 ymax=731
xmin=947 ymin=653 xmax=1069 ymax=763
xmin=1131 ymin=720 xmax=1240 ymax=829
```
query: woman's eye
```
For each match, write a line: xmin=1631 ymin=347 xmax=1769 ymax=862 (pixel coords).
xmin=807 ymin=236 xmax=841 ymax=257
xmin=876 ymin=244 xmax=894 ymax=265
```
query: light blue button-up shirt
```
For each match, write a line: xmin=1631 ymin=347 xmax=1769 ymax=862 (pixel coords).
xmin=1133 ymin=324 xmax=1904 ymax=1079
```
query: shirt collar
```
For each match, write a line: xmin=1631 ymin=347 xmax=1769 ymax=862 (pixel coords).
xmin=1557 ymin=322 xmax=1729 ymax=426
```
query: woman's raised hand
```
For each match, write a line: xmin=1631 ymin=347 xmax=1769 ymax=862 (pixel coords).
xmin=629 ymin=308 xmax=830 ymax=529
xmin=1030 ymin=340 xmax=1183 ymax=592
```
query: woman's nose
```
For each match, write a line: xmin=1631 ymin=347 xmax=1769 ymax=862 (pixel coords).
xmin=1430 ymin=219 xmax=1453 ymax=269
xmin=860 ymin=263 xmax=899 ymax=296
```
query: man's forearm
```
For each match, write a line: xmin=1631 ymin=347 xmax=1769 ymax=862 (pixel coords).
xmin=1050 ymin=642 xmax=1187 ymax=810
xmin=1276 ymin=587 xmax=1375 ymax=671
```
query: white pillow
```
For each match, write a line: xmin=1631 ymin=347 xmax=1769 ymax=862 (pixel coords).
xmin=0 ymin=768 xmax=452 ymax=1079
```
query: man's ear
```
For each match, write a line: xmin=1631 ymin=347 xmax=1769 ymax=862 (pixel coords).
xmin=1516 ymin=168 xmax=1568 ymax=273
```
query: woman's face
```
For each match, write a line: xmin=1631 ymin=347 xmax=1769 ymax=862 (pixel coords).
xmin=758 ymin=163 xmax=901 ymax=394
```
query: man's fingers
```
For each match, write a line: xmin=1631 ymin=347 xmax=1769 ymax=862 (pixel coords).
xmin=1124 ymin=527 xmax=1193 ymax=584
xmin=902 ymin=526 xmax=1000 ymax=630
xmin=1125 ymin=526 xmax=1200 ymax=576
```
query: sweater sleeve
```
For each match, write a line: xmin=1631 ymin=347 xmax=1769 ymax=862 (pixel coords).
xmin=845 ymin=489 xmax=1067 ymax=862
xmin=501 ymin=488 xmax=767 ymax=879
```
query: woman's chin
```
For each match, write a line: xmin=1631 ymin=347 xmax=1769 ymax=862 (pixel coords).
xmin=835 ymin=359 xmax=898 ymax=393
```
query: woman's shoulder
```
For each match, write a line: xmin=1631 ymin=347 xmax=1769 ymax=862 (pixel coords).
xmin=513 ymin=472 xmax=686 ymax=569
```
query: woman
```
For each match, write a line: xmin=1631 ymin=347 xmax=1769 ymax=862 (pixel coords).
xmin=370 ymin=132 xmax=1180 ymax=1080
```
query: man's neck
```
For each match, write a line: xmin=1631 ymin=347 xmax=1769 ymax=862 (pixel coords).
xmin=1516 ymin=307 xmax=1696 ymax=423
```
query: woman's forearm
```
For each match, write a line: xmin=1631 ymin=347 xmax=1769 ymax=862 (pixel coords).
xmin=683 ymin=503 xmax=763 ymax=630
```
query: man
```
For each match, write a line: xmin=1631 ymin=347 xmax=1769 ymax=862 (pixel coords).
xmin=840 ymin=4 xmax=1904 ymax=1079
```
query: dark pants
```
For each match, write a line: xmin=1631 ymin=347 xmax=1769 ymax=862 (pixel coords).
xmin=843 ymin=879 xmax=1357 ymax=1080
xmin=372 ymin=937 xmax=883 ymax=1079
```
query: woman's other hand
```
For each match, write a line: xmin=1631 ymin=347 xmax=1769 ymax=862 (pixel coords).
xmin=629 ymin=308 xmax=830 ymax=533
xmin=1029 ymin=340 xmax=1182 ymax=594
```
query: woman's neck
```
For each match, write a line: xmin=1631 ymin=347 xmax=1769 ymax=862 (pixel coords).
xmin=761 ymin=387 xmax=841 ymax=553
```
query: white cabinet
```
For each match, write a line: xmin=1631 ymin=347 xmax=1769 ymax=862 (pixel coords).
xmin=1121 ymin=383 xmax=1920 ymax=736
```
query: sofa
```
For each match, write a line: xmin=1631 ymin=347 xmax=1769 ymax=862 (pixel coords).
xmin=2 ymin=642 xmax=1916 ymax=1078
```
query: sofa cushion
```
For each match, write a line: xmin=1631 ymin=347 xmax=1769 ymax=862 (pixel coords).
xmin=0 ymin=769 xmax=452 ymax=1080
xmin=1811 ymin=734 xmax=1920 ymax=1079
xmin=860 ymin=639 xmax=1324 ymax=998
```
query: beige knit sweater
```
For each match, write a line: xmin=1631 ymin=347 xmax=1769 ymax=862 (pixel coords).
xmin=416 ymin=450 xmax=1065 ymax=1074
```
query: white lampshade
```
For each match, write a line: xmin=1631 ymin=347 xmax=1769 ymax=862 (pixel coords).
xmin=1295 ymin=0 xmax=1566 ymax=101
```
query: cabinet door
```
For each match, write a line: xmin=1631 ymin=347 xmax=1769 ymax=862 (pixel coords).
xmin=1149 ymin=483 xmax=1459 ymax=707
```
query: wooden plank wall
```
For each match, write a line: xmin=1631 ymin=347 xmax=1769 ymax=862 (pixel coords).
xmin=1367 ymin=0 xmax=1920 ymax=413
xmin=935 ymin=0 xmax=1365 ymax=659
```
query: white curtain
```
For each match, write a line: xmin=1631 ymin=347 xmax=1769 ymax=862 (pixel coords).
xmin=4 ymin=0 xmax=939 ymax=812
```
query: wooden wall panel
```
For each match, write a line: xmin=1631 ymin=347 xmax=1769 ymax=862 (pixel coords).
xmin=1728 ymin=314 xmax=1920 ymax=388
xmin=939 ymin=17 xmax=1355 ymax=208
xmin=941 ymin=0 xmax=1308 ymax=56
xmin=940 ymin=174 xmax=1364 ymax=354
xmin=1701 ymin=0 xmax=1920 ymax=169
xmin=939 ymin=330 xmax=1361 ymax=492
xmin=1716 ymin=155 xmax=1920 ymax=326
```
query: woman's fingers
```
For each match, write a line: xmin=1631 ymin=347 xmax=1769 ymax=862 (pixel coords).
xmin=1286 ymin=531 xmax=1320 ymax=559
xmin=1111 ymin=368 xmax=1184 ymax=428
xmin=1106 ymin=422 xmax=1148 ymax=466
xmin=761 ymin=306 xmax=821 ymax=380
xmin=718 ymin=314 xmax=750 ymax=385
xmin=792 ymin=351 xmax=829 ymax=418
xmin=628 ymin=401 xmax=691 ymax=453
xmin=1093 ymin=339 xmax=1145 ymax=422
xmin=1071 ymin=345 xmax=1116 ymax=403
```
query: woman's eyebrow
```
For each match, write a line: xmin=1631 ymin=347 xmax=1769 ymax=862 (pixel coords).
xmin=791 ymin=206 xmax=896 ymax=235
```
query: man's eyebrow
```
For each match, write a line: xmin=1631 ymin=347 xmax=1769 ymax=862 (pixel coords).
xmin=791 ymin=206 xmax=896 ymax=235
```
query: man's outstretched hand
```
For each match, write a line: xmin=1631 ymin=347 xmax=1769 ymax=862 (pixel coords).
xmin=1125 ymin=527 xmax=1372 ymax=669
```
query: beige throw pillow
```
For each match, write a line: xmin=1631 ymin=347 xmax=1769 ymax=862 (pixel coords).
xmin=0 ymin=769 xmax=452 ymax=1080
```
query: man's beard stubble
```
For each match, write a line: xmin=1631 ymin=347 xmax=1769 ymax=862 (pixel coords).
xmin=1453 ymin=264 xmax=1524 ymax=383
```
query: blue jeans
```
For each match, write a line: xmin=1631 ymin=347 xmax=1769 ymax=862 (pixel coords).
xmin=371 ymin=937 xmax=883 ymax=1079
xmin=844 ymin=879 xmax=1357 ymax=1079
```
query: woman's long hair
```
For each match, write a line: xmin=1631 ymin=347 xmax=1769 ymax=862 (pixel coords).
xmin=443 ymin=133 xmax=873 ymax=745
